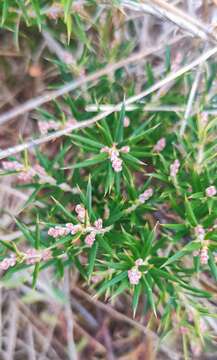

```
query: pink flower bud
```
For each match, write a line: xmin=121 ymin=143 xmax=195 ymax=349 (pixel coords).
xmin=123 ymin=116 xmax=130 ymax=128
xmin=0 ymin=258 xmax=11 ymax=270
xmin=112 ymin=157 xmax=122 ymax=172
xmin=100 ymin=146 xmax=110 ymax=153
xmin=66 ymin=223 xmax=82 ymax=235
xmin=94 ymin=218 xmax=103 ymax=230
xmin=200 ymin=247 xmax=209 ymax=265
xmin=84 ymin=232 xmax=96 ymax=247
xmin=75 ymin=204 xmax=85 ymax=214
xmin=25 ymin=248 xmax=52 ymax=264
xmin=128 ymin=267 xmax=142 ymax=285
xmin=153 ymin=138 xmax=166 ymax=152
xmin=41 ymin=249 xmax=52 ymax=261
xmin=135 ymin=258 xmax=144 ymax=266
xmin=170 ymin=159 xmax=180 ymax=178
xmin=75 ymin=204 xmax=86 ymax=223
xmin=0 ymin=255 xmax=16 ymax=271
xmin=110 ymin=149 xmax=119 ymax=162
xmin=205 ymin=186 xmax=217 ymax=198
xmin=194 ymin=225 xmax=205 ymax=241
xmin=48 ymin=226 xmax=69 ymax=238
xmin=138 ymin=188 xmax=153 ymax=203
xmin=91 ymin=274 xmax=103 ymax=284
xmin=48 ymin=227 xmax=58 ymax=238
xmin=25 ymin=248 xmax=39 ymax=265
xmin=2 ymin=160 xmax=23 ymax=171
xmin=120 ymin=146 xmax=130 ymax=153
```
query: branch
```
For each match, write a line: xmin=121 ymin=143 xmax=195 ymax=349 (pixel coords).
xmin=122 ymin=0 xmax=217 ymax=43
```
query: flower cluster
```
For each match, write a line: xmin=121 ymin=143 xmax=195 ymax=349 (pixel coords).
xmin=0 ymin=248 xmax=52 ymax=271
xmin=48 ymin=223 xmax=82 ymax=238
xmin=194 ymin=225 xmax=205 ymax=241
xmin=200 ymin=245 xmax=209 ymax=265
xmin=170 ymin=159 xmax=180 ymax=178
xmin=101 ymin=145 xmax=130 ymax=172
xmin=0 ymin=254 xmax=16 ymax=271
xmin=128 ymin=258 xmax=145 ymax=285
xmin=2 ymin=161 xmax=46 ymax=183
xmin=2 ymin=161 xmax=23 ymax=171
xmin=25 ymin=248 xmax=52 ymax=265
xmin=194 ymin=226 xmax=209 ymax=264
xmin=48 ymin=204 xmax=104 ymax=248
xmin=153 ymin=138 xmax=166 ymax=152
xmin=138 ymin=188 xmax=153 ymax=204
xmin=75 ymin=204 xmax=86 ymax=223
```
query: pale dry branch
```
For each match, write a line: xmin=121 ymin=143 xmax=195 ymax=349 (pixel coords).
xmin=180 ymin=63 xmax=203 ymax=136
xmin=123 ymin=0 xmax=217 ymax=43
xmin=85 ymin=104 xmax=186 ymax=112
xmin=64 ymin=270 xmax=77 ymax=360
xmin=6 ymin=301 xmax=19 ymax=360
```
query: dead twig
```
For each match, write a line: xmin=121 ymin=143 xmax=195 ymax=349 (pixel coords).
xmin=6 ymin=300 xmax=19 ymax=360
xmin=180 ymin=64 xmax=203 ymax=136
xmin=72 ymin=287 xmax=181 ymax=360
xmin=123 ymin=0 xmax=217 ymax=43
xmin=64 ymin=270 xmax=77 ymax=360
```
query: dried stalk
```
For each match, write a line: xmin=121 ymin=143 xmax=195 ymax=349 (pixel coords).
xmin=180 ymin=64 xmax=203 ymax=136
xmin=123 ymin=0 xmax=217 ymax=43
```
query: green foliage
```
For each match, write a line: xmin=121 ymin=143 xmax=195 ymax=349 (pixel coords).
xmin=1 ymin=2 xmax=217 ymax=356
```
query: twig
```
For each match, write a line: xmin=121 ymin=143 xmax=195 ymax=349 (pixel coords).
xmin=64 ymin=270 xmax=77 ymax=360
xmin=123 ymin=0 xmax=217 ymax=43
xmin=179 ymin=64 xmax=203 ymax=136
xmin=1 ymin=45 xmax=217 ymax=160
xmin=18 ymin=301 xmax=64 ymax=359
xmin=85 ymin=104 xmax=186 ymax=113
xmin=74 ymin=320 xmax=106 ymax=354
xmin=71 ymin=297 xmax=98 ymax=330
xmin=0 ymin=35 xmax=184 ymax=126
xmin=42 ymin=30 xmax=75 ymax=66
xmin=73 ymin=287 xmax=181 ymax=360
xmin=26 ymin=325 xmax=36 ymax=360
xmin=6 ymin=300 xmax=19 ymax=360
